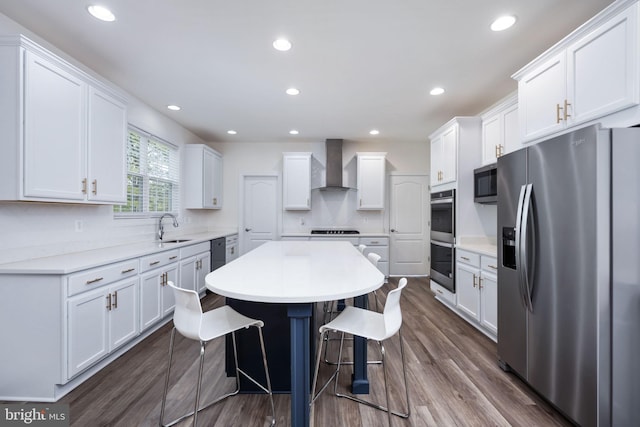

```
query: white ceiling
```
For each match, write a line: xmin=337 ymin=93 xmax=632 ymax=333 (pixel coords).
xmin=0 ymin=0 xmax=614 ymax=144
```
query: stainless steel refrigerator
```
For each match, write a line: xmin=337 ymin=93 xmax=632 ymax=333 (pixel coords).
xmin=497 ymin=124 xmax=640 ymax=427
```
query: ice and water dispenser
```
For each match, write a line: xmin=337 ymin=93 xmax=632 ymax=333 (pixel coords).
xmin=502 ymin=227 xmax=516 ymax=269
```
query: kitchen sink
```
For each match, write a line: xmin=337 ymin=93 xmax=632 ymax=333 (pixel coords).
xmin=161 ymin=239 xmax=192 ymax=244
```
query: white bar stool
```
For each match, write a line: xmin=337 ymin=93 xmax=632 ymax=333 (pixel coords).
xmin=160 ymin=281 xmax=276 ymax=427
xmin=311 ymin=278 xmax=411 ymax=426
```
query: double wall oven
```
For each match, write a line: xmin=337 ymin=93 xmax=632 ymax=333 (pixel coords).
xmin=430 ymin=189 xmax=455 ymax=292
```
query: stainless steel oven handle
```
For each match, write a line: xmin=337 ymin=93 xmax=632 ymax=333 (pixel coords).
xmin=430 ymin=198 xmax=454 ymax=205
xmin=430 ymin=240 xmax=454 ymax=248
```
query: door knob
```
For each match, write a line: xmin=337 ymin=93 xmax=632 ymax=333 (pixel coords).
xmin=245 ymin=228 xmax=252 ymax=232
xmin=390 ymin=229 xmax=396 ymax=232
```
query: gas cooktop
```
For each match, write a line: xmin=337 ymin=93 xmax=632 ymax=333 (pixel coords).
xmin=310 ymin=229 xmax=360 ymax=235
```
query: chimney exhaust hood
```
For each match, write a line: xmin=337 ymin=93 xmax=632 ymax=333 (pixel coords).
xmin=319 ymin=138 xmax=351 ymax=191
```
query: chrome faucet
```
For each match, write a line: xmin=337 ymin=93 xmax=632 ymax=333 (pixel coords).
xmin=158 ymin=213 xmax=179 ymax=241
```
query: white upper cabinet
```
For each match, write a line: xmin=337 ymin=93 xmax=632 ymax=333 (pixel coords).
xmin=0 ymin=35 xmax=127 ymax=204
xmin=184 ymin=144 xmax=223 ymax=209
xmin=430 ymin=117 xmax=481 ymax=189
xmin=87 ymin=87 xmax=127 ymax=203
xmin=282 ymin=152 xmax=311 ymax=210
xmin=430 ymin=125 xmax=457 ymax=186
xmin=356 ymin=153 xmax=386 ymax=210
xmin=481 ymin=93 xmax=520 ymax=165
xmin=515 ymin=2 xmax=639 ymax=143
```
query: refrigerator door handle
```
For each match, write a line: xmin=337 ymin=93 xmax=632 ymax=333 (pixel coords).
xmin=514 ymin=184 xmax=528 ymax=309
xmin=521 ymin=183 xmax=535 ymax=312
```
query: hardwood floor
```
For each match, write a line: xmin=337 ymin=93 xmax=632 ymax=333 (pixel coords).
xmin=54 ymin=277 xmax=572 ymax=426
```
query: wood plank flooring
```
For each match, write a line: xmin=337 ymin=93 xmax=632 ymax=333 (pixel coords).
xmin=53 ymin=277 xmax=572 ymax=426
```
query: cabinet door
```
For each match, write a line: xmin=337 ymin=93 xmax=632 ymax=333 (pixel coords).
xmin=179 ymin=256 xmax=197 ymax=291
xmin=197 ymin=253 xmax=211 ymax=293
xmin=67 ymin=287 xmax=109 ymax=378
xmin=440 ymin=126 xmax=457 ymax=184
xmin=430 ymin=136 xmax=443 ymax=184
xmin=23 ymin=50 xmax=86 ymax=201
xmin=502 ymin=103 xmax=520 ymax=155
xmin=202 ymin=148 xmax=216 ymax=208
xmin=482 ymin=114 xmax=501 ymax=165
xmin=283 ymin=154 xmax=311 ymax=210
xmin=212 ymin=152 xmax=223 ymax=209
xmin=480 ymin=271 xmax=498 ymax=335
xmin=108 ymin=278 xmax=139 ymax=350
xmin=456 ymin=263 xmax=480 ymax=321
xmin=567 ymin=3 xmax=639 ymax=125
xmin=87 ymin=87 xmax=127 ymax=203
xmin=139 ymin=271 xmax=162 ymax=331
xmin=162 ymin=266 xmax=178 ymax=317
xmin=518 ymin=52 xmax=566 ymax=142
xmin=357 ymin=154 xmax=385 ymax=210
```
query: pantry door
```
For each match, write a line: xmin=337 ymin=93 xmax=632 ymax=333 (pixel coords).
xmin=389 ymin=174 xmax=429 ymax=276
xmin=240 ymin=175 xmax=280 ymax=254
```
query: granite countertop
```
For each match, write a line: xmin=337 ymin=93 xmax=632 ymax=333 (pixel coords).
xmin=0 ymin=229 xmax=238 ymax=275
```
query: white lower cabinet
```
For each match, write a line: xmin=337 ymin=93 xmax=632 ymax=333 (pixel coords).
xmin=139 ymin=265 xmax=177 ymax=331
xmin=67 ymin=277 xmax=138 ymax=379
xmin=179 ymin=242 xmax=211 ymax=292
xmin=454 ymin=249 xmax=498 ymax=339
xmin=0 ymin=238 xmax=230 ymax=401
xmin=360 ymin=236 xmax=389 ymax=277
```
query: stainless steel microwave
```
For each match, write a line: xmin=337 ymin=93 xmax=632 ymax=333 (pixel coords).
xmin=474 ymin=163 xmax=497 ymax=204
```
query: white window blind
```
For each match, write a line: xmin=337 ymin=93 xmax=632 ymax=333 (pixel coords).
xmin=114 ymin=126 xmax=180 ymax=217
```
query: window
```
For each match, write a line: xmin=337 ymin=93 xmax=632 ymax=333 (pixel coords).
xmin=114 ymin=126 xmax=180 ymax=216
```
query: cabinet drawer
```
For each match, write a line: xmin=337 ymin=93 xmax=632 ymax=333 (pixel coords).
xmin=360 ymin=237 xmax=389 ymax=246
xmin=68 ymin=260 xmax=139 ymax=297
xmin=431 ymin=280 xmax=456 ymax=305
xmin=481 ymin=256 xmax=499 ymax=273
xmin=180 ymin=242 xmax=210 ymax=259
xmin=457 ymin=249 xmax=480 ymax=267
xmin=226 ymin=234 xmax=238 ymax=245
xmin=140 ymin=249 xmax=180 ymax=273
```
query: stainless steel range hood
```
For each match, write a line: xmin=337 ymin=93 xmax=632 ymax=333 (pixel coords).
xmin=319 ymin=138 xmax=350 ymax=191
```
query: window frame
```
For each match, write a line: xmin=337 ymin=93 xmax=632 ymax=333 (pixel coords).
xmin=114 ymin=125 xmax=180 ymax=218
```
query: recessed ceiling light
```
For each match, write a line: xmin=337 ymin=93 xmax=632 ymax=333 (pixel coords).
xmin=167 ymin=105 xmax=181 ymax=111
xmin=491 ymin=15 xmax=517 ymax=31
xmin=289 ymin=130 xmax=299 ymax=135
xmin=273 ymin=38 xmax=292 ymax=51
xmin=369 ymin=129 xmax=380 ymax=135
xmin=286 ymin=88 xmax=300 ymax=96
xmin=87 ymin=5 xmax=116 ymax=22
xmin=227 ymin=130 xmax=237 ymax=135
xmin=430 ymin=87 xmax=445 ymax=96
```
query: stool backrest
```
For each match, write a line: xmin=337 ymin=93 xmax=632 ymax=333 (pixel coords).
xmin=367 ymin=252 xmax=381 ymax=266
xmin=382 ymin=278 xmax=407 ymax=339
xmin=168 ymin=281 xmax=203 ymax=341
xmin=358 ymin=244 xmax=367 ymax=254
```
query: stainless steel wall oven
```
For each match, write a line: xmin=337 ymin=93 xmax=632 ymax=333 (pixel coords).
xmin=430 ymin=189 xmax=455 ymax=292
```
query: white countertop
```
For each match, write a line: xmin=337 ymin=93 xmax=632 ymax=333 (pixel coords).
xmin=456 ymin=242 xmax=498 ymax=257
xmin=206 ymin=240 xmax=385 ymax=303
xmin=0 ymin=229 xmax=238 ymax=275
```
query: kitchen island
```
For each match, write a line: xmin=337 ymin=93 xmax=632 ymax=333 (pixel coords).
xmin=205 ymin=240 xmax=385 ymax=427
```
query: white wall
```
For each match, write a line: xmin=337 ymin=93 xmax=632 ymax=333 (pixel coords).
xmin=0 ymin=13 xmax=213 ymax=263
xmin=208 ymin=139 xmax=430 ymax=234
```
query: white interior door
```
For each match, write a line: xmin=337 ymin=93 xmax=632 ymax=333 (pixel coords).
xmin=389 ymin=175 xmax=429 ymax=276
xmin=241 ymin=175 xmax=279 ymax=253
